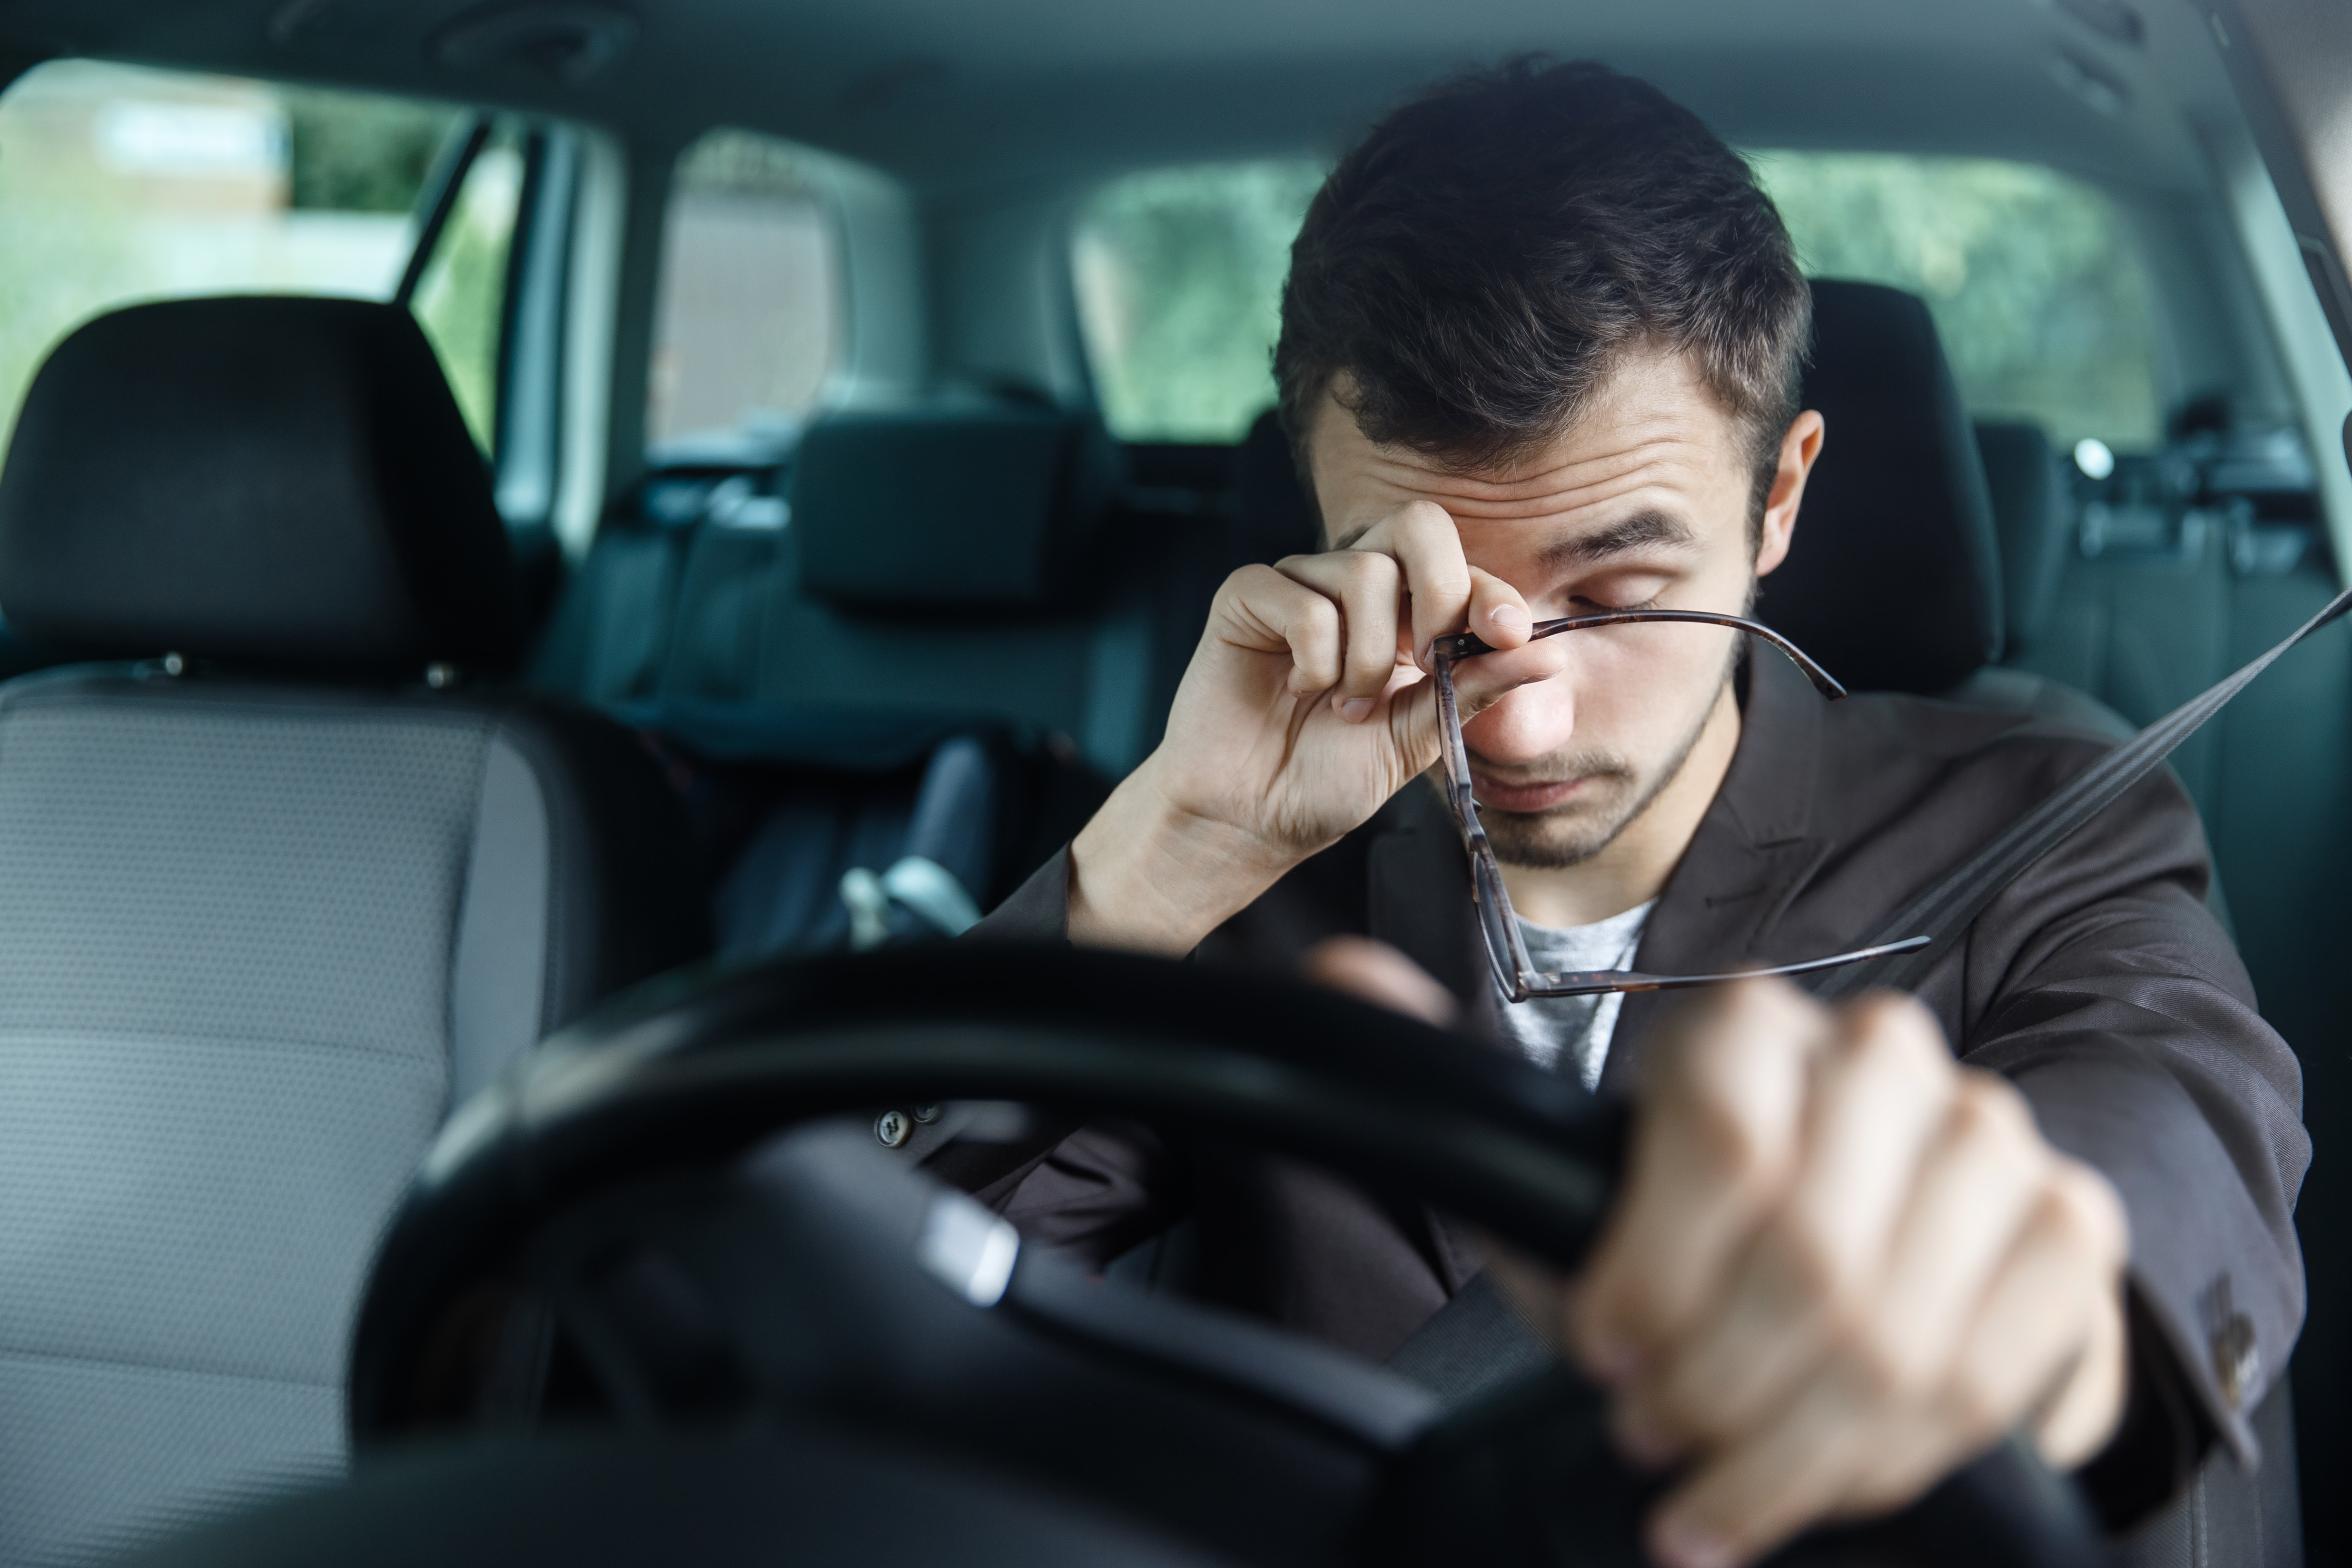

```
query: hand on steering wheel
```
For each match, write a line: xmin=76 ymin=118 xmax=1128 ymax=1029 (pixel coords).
xmin=349 ymin=946 xmax=2115 ymax=1568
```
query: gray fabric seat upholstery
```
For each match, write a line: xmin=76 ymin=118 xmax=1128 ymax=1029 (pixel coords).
xmin=0 ymin=296 xmax=709 ymax=1565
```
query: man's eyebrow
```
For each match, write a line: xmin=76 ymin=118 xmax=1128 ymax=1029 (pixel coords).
xmin=1538 ymin=510 xmax=1700 ymax=567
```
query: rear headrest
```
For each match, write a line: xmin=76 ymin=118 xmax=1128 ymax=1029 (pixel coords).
xmin=1759 ymin=280 xmax=2004 ymax=692
xmin=1972 ymin=420 xmax=2071 ymax=656
xmin=0 ymin=296 xmax=519 ymax=672
xmin=790 ymin=407 xmax=1123 ymax=612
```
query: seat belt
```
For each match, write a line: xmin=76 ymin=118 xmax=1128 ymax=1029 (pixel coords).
xmin=1811 ymin=580 xmax=2352 ymax=1000
xmin=1390 ymin=580 xmax=2352 ymax=1391
xmin=1386 ymin=1271 xmax=1557 ymax=1405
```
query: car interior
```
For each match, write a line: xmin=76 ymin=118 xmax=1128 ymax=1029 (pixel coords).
xmin=0 ymin=0 xmax=2337 ymax=1565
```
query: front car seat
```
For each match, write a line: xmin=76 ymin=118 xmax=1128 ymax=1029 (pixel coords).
xmin=0 ymin=296 xmax=710 ymax=1565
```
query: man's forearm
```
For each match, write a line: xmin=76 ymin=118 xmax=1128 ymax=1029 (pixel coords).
xmin=1067 ymin=760 xmax=1296 ymax=955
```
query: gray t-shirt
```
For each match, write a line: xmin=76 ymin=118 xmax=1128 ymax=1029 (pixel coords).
xmin=1491 ymin=900 xmax=1655 ymax=1091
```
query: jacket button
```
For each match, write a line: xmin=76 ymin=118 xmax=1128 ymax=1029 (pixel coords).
xmin=875 ymin=1109 xmax=911 ymax=1148
xmin=2201 ymin=1273 xmax=2260 ymax=1410
xmin=912 ymin=1103 xmax=941 ymax=1124
xmin=2212 ymin=1315 xmax=2260 ymax=1409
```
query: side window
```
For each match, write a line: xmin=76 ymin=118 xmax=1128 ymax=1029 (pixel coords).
xmin=1750 ymin=152 xmax=2164 ymax=452
xmin=0 ymin=60 xmax=504 ymax=448
xmin=407 ymin=126 xmax=524 ymax=453
xmin=646 ymin=128 xmax=842 ymax=463
xmin=1071 ymin=160 xmax=1325 ymax=443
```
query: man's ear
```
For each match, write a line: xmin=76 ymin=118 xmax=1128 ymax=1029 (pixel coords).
xmin=1753 ymin=410 xmax=1825 ymax=579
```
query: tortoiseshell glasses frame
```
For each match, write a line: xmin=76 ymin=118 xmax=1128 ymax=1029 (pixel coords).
xmin=1429 ymin=610 xmax=1928 ymax=1002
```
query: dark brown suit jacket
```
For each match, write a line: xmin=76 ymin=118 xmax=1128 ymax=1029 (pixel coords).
xmin=943 ymin=648 xmax=2308 ymax=1478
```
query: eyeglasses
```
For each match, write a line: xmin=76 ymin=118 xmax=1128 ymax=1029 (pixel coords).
xmin=1430 ymin=611 xmax=1929 ymax=1002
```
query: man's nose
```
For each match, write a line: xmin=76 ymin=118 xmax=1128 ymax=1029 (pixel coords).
xmin=1461 ymin=674 xmax=1575 ymax=764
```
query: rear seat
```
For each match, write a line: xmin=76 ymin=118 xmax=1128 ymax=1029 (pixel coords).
xmin=536 ymin=402 xmax=1223 ymax=957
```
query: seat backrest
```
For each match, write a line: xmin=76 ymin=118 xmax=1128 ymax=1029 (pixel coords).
xmin=1759 ymin=279 xmax=2006 ymax=693
xmin=0 ymin=296 xmax=708 ymax=1565
xmin=1973 ymin=418 xmax=2074 ymax=660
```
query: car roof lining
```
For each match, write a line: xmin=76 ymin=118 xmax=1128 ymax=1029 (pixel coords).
xmin=0 ymin=0 xmax=2249 ymax=196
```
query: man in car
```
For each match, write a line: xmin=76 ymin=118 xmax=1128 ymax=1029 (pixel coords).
xmin=949 ymin=59 xmax=2305 ymax=1567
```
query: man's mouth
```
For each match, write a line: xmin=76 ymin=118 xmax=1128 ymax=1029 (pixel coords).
xmin=1471 ymin=773 xmax=1596 ymax=813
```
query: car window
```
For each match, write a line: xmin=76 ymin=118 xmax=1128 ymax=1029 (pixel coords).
xmin=0 ymin=59 xmax=508 ymax=450
xmin=1071 ymin=159 xmax=1325 ymax=444
xmin=645 ymin=128 xmax=843 ymax=464
xmin=406 ymin=125 xmax=524 ymax=454
xmin=1750 ymin=150 xmax=2164 ymax=452
xmin=1071 ymin=152 xmax=2166 ymax=457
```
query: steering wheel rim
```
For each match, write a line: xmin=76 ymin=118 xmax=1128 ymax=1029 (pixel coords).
xmin=348 ymin=942 xmax=2111 ymax=1568
xmin=353 ymin=943 xmax=1626 ymax=1436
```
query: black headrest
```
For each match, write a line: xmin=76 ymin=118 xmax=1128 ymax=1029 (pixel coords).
xmin=1758 ymin=280 xmax=2003 ymax=692
xmin=790 ymin=407 xmax=1123 ymax=611
xmin=0 ymin=296 xmax=518 ymax=672
xmin=1231 ymin=408 xmax=1321 ymax=565
xmin=1972 ymin=420 xmax=2071 ymax=656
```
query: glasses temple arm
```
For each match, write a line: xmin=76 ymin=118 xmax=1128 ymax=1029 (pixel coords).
xmin=1441 ymin=611 xmax=1848 ymax=700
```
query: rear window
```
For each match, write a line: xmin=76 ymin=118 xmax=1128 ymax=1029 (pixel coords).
xmin=1750 ymin=151 xmax=2164 ymax=451
xmin=1071 ymin=160 xmax=1325 ymax=444
xmin=645 ymin=128 xmax=843 ymax=464
xmin=0 ymin=59 xmax=504 ymax=448
xmin=1071 ymin=152 xmax=2166 ymax=456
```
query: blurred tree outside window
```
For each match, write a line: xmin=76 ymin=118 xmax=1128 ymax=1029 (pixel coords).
xmin=1750 ymin=151 xmax=2164 ymax=451
xmin=0 ymin=59 xmax=500 ymax=453
xmin=1069 ymin=152 xmax=2164 ymax=454
xmin=646 ymin=128 xmax=842 ymax=463
xmin=1071 ymin=160 xmax=1324 ymax=444
xmin=408 ymin=129 xmax=522 ymax=453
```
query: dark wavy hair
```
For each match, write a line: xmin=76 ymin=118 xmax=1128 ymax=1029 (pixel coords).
xmin=1275 ymin=58 xmax=1810 ymax=530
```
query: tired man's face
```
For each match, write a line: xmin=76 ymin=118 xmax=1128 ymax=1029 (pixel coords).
xmin=1307 ymin=348 xmax=1818 ymax=868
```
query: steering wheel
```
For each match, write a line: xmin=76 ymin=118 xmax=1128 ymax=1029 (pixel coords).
xmin=323 ymin=944 xmax=2108 ymax=1568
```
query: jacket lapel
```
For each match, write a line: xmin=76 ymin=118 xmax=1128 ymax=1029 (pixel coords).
xmin=1601 ymin=651 xmax=1831 ymax=1096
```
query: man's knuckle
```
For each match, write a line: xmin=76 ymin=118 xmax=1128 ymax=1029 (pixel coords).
xmin=1767 ymin=1205 xmax=1854 ymax=1306
xmin=1842 ymin=994 xmax=1950 ymax=1082
xmin=1940 ymin=1373 xmax=2011 ymax=1445
xmin=1220 ymin=563 xmax=1280 ymax=604
xmin=2046 ymin=1164 xmax=2129 ymax=1260
xmin=1842 ymin=1314 xmax=1931 ymax=1408
xmin=1947 ymin=1071 xmax=2035 ymax=1149
xmin=1679 ymin=1088 xmax=1776 ymax=1187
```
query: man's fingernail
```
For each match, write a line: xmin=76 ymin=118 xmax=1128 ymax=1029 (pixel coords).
xmin=1650 ymin=1515 xmax=1737 ymax=1568
xmin=1338 ymin=697 xmax=1374 ymax=722
xmin=1490 ymin=603 xmax=1530 ymax=637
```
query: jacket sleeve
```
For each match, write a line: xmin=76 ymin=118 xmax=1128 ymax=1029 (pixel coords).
xmin=967 ymin=843 xmax=1072 ymax=944
xmin=905 ymin=845 xmax=1177 ymax=1261
xmin=1958 ymin=766 xmax=2307 ymax=1472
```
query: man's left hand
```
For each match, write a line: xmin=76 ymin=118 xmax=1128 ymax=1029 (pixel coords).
xmin=1513 ymin=977 xmax=2130 ymax=1568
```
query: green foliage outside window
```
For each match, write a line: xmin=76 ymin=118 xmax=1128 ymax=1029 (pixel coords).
xmin=1071 ymin=152 xmax=2165 ymax=454
xmin=284 ymin=89 xmax=457 ymax=212
xmin=409 ymin=140 xmax=521 ymax=453
xmin=1072 ymin=161 xmax=1324 ymax=443
xmin=1750 ymin=151 xmax=2163 ymax=450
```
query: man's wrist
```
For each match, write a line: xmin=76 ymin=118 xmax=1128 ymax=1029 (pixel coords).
xmin=1067 ymin=763 xmax=1292 ymax=956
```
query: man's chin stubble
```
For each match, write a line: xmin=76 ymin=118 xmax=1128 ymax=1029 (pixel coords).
xmin=1479 ymin=698 xmax=1721 ymax=872
xmin=1482 ymin=777 xmax=1645 ymax=869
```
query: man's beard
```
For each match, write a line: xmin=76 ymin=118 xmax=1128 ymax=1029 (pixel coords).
xmin=1473 ymin=676 xmax=1727 ymax=871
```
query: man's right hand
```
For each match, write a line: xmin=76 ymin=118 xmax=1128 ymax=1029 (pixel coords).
xmin=1067 ymin=500 xmax=1566 ymax=953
